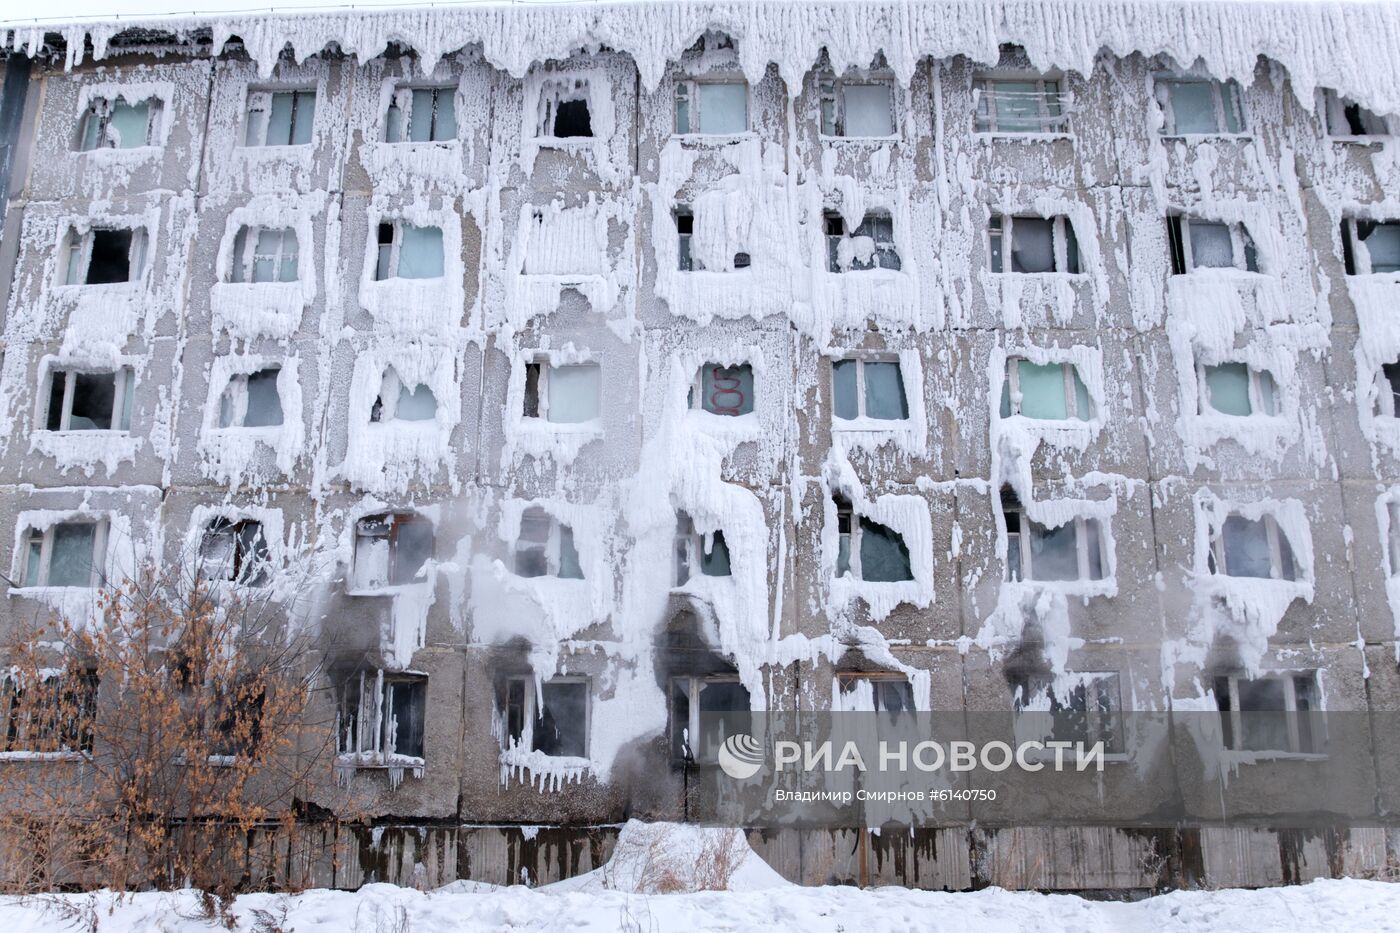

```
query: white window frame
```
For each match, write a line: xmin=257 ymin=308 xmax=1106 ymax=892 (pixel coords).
xmin=833 ymin=498 xmax=911 ymax=582
xmin=1168 ymin=215 xmax=1258 ymax=273
xmin=669 ymin=674 xmax=746 ymax=763
xmin=824 ymin=211 xmax=900 ymax=272
xmin=522 ymin=360 xmax=601 ymax=425
xmin=673 ymin=78 xmax=749 ymax=135
xmin=832 ymin=356 xmax=908 ymax=422
xmin=818 ymin=77 xmax=896 ymax=139
xmin=351 ymin=512 xmax=433 ymax=592
xmin=1003 ymin=501 xmax=1107 ymax=584
xmin=20 ymin=520 xmax=109 ymax=589
xmin=242 ymin=88 xmax=315 ymax=148
xmin=513 ymin=507 xmax=582 ymax=579
xmin=1196 ymin=360 xmax=1278 ymax=417
xmin=536 ymin=76 xmax=593 ymax=141
xmin=76 ymin=95 xmax=162 ymax=151
xmin=1216 ymin=673 xmax=1322 ymax=755
xmin=1342 ymin=217 xmax=1400 ymax=275
xmin=989 ymin=214 xmax=1080 ymax=274
xmin=1002 ymin=358 xmax=1091 ymax=421
xmin=373 ymin=220 xmax=443 ymax=281
xmin=1155 ymin=77 xmax=1246 ymax=136
xmin=384 ymin=84 xmax=458 ymax=143
xmin=503 ymin=675 xmax=590 ymax=757
xmin=63 ymin=227 xmax=148 ymax=286
xmin=228 ymin=226 xmax=299 ymax=284
xmin=1323 ymin=89 xmax=1390 ymax=139
xmin=370 ymin=368 xmax=436 ymax=424
xmin=1209 ymin=512 xmax=1295 ymax=580
xmin=972 ymin=76 xmax=1069 ymax=134
xmin=336 ymin=669 xmax=426 ymax=760
xmin=687 ymin=362 xmax=755 ymax=416
xmin=215 ymin=367 xmax=283 ymax=430
xmin=673 ymin=512 xmax=731 ymax=586
xmin=43 ymin=366 xmax=135 ymax=433
xmin=198 ymin=517 xmax=271 ymax=587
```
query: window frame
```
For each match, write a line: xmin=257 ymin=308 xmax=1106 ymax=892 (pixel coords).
xmin=1011 ymin=672 xmax=1124 ymax=755
xmin=673 ymin=512 xmax=732 ymax=586
xmin=42 ymin=366 xmax=135 ymax=433
xmin=1167 ymin=215 xmax=1258 ymax=274
xmin=1214 ymin=672 xmax=1323 ymax=755
xmin=76 ymin=95 xmax=162 ymax=152
xmin=215 ymin=366 xmax=284 ymax=430
xmin=989 ymin=214 xmax=1080 ymax=275
xmin=373 ymin=220 xmax=445 ymax=281
xmin=687 ymin=362 xmax=755 ymax=417
xmin=972 ymin=76 xmax=1069 ymax=135
xmin=503 ymin=675 xmax=590 ymax=758
xmin=824 ymin=211 xmax=900 ymax=273
xmin=1208 ymin=512 xmax=1296 ymax=581
xmin=228 ymin=226 xmax=299 ymax=284
xmin=831 ymin=356 xmax=909 ymax=423
xmin=512 ymin=507 xmax=584 ymax=580
xmin=1000 ymin=357 xmax=1092 ymax=422
xmin=1341 ymin=217 xmax=1400 ymax=276
xmin=0 ymin=670 xmax=98 ymax=755
xmin=242 ymin=88 xmax=316 ymax=148
xmin=818 ymin=77 xmax=897 ymax=139
xmin=63 ymin=226 xmax=148 ymax=286
xmin=522 ymin=359 xmax=602 ymax=425
xmin=833 ymin=497 xmax=914 ymax=582
xmin=668 ymin=674 xmax=748 ymax=764
xmin=336 ymin=669 xmax=427 ymax=761
xmin=351 ymin=512 xmax=434 ymax=592
xmin=1003 ymin=497 xmax=1107 ymax=584
xmin=198 ymin=517 xmax=271 ymax=587
xmin=536 ymin=76 xmax=594 ymax=141
xmin=20 ymin=520 xmax=108 ymax=589
xmin=384 ymin=84 xmax=458 ymax=144
xmin=1155 ymin=77 xmax=1246 ymax=137
xmin=1322 ymin=90 xmax=1389 ymax=140
xmin=674 ymin=77 xmax=750 ymax=136
xmin=1196 ymin=360 xmax=1278 ymax=418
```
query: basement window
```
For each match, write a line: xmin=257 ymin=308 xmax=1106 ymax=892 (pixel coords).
xmin=0 ymin=670 xmax=98 ymax=754
xmin=45 ymin=367 xmax=134 ymax=432
xmin=337 ymin=670 xmax=425 ymax=759
xmin=674 ymin=512 xmax=732 ymax=586
xmin=514 ymin=507 xmax=583 ymax=580
xmin=1208 ymin=513 xmax=1297 ymax=581
xmin=819 ymin=78 xmax=895 ymax=137
xmin=1011 ymin=672 xmax=1123 ymax=753
xmin=523 ymin=361 xmax=601 ymax=424
xmin=217 ymin=368 xmax=284 ymax=429
xmin=504 ymin=677 xmax=588 ymax=758
xmin=1198 ymin=361 xmax=1277 ymax=417
xmin=1341 ymin=219 xmax=1400 ymax=275
xmin=384 ymin=85 xmax=458 ymax=143
xmin=374 ymin=221 xmax=444 ymax=280
xmin=537 ymin=77 xmax=593 ymax=138
xmin=352 ymin=513 xmax=433 ymax=590
xmin=973 ymin=76 xmax=1068 ymax=134
xmin=834 ymin=497 xmax=913 ymax=582
xmin=1002 ymin=489 xmax=1107 ymax=583
xmin=199 ymin=517 xmax=270 ymax=587
xmin=243 ymin=89 xmax=315 ymax=147
xmin=1375 ymin=362 xmax=1400 ymax=418
xmin=370 ymin=368 xmax=437 ymax=423
xmin=229 ymin=227 xmax=298 ymax=283
xmin=688 ymin=362 xmax=754 ymax=416
xmin=825 ymin=212 xmax=900 ymax=271
xmin=1214 ymin=672 xmax=1321 ymax=754
xmin=833 ymin=357 xmax=908 ymax=422
xmin=20 ymin=520 xmax=107 ymax=588
xmin=675 ymin=79 xmax=748 ymax=135
xmin=669 ymin=675 xmax=750 ymax=763
xmin=1000 ymin=358 xmax=1092 ymax=421
xmin=64 ymin=227 xmax=148 ymax=285
xmin=77 ymin=95 xmax=161 ymax=150
xmin=1323 ymin=90 xmax=1388 ymax=138
xmin=989 ymin=214 xmax=1080 ymax=274
xmin=1167 ymin=216 xmax=1258 ymax=273
xmin=1155 ymin=77 xmax=1245 ymax=135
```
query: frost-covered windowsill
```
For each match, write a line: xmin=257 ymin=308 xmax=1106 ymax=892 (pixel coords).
xmin=8 ymin=586 xmax=97 ymax=596
xmin=820 ymin=135 xmax=900 ymax=144
xmin=1219 ymin=750 xmax=1328 ymax=763
xmin=993 ymin=272 xmax=1088 ymax=281
xmin=1160 ymin=133 xmax=1253 ymax=142
xmin=237 ymin=143 xmax=314 ymax=153
xmin=376 ymin=140 xmax=460 ymax=150
xmin=50 ymin=281 xmax=143 ymax=295
xmin=674 ymin=132 xmax=758 ymax=146
xmin=0 ymin=750 xmax=88 ymax=762
xmin=334 ymin=751 xmax=426 ymax=770
xmin=1002 ymin=578 xmax=1116 ymax=600
xmin=975 ymin=132 xmax=1074 ymax=143
xmin=77 ymin=146 xmax=161 ymax=159
xmin=1330 ymin=136 xmax=1388 ymax=147
xmin=346 ymin=584 xmax=420 ymax=598
xmin=35 ymin=429 xmax=131 ymax=439
xmin=518 ymin=419 xmax=603 ymax=436
xmin=533 ymin=137 xmax=598 ymax=151
xmin=833 ymin=418 xmax=912 ymax=433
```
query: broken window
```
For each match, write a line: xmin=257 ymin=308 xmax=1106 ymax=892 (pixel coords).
xmin=1209 ymin=512 xmax=1297 ymax=581
xmin=504 ymin=677 xmax=588 ymax=758
xmin=824 ymin=212 xmax=900 ymax=272
xmin=20 ymin=520 xmax=106 ymax=588
xmin=675 ymin=206 xmax=694 ymax=270
xmin=819 ymin=78 xmax=895 ymax=137
xmin=537 ymin=77 xmax=593 ymax=138
xmin=384 ymin=85 xmax=458 ymax=143
xmin=1167 ymin=215 xmax=1258 ymax=273
xmin=834 ymin=497 xmax=913 ymax=582
xmin=837 ymin=673 xmax=914 ymax=718
xmin=229 ymin=227 xmax=298 ymax=283
xmin=199 ymin=518 xmax=270 ymax=587
xmin=1341 ymin=218 xmax=1400 ymax=275
xmin=674 ymin=512 xmax=732 ymax=586
xmin=973 ymin=76 xmax=1068 ymax=134
xmin=216 ymin=368 xmax=284 ymax=429
xmin=243 ymin=89 xmax=315 ymax=147
xmin=1323 ymin=90 xmax=1389 ymax=138
xmin=1376 ymin=362 xmax=1400 ymax=418
xmin=64 ymin=227 xmax=148 ymax=285
xmin=522 ymin=360 xmax=601 ymax=424
xmin=674 ymin=79 xmax=749 ymax=135
xmin=989 ymin=214 xmax=1080 ymax=274
xmin=1155 ymin=78 xmax=1244 ymax=135
xmin=374 ymin=221 xmax=444 ymax=280
xmin=1198 ymin=361 xmax=1277 ymax=417
xmin=209 ymin=680 xmax=266 ymax=759
xmin=1011 ymin=672 xmax=1123 ymax=753
xmin=370 ymin=368 xmax=437 ymax=423
xmin=0 ymin=671 xmax=97 ymax=754
xmin=832 ymin=357 xmax=908 ymax=422
xmin=337 ymin=669 xmax=425 ymax=759
xmin=77 ymin=95 xmax=161 ymax=150
xmin=999 ymin=358 xmax=1092 ymax=421
xmin=1002 ymin=489 xmax=1107 ymax=583
xmin=688 ymin=363 xmax=754 ymax=416
xmin=44 ymin=367 xmax=134 ymax=432
xmin=513 ymin=506 xmax=583 ymax=580
xmin=1214 ymin=672 xmax=1321 ymax=754
xmin=670 ymin=675 xmax=750 ymax=763
xmin=352 ymin=513 xmax=433 ymax=590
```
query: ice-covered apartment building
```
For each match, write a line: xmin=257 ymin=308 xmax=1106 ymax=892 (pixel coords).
xmin=1 ymin=0 xmax=1400 ymax=892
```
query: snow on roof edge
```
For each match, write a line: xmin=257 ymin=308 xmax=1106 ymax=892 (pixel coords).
xmin=4 ymin=0 xmax=1398 ymax=115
